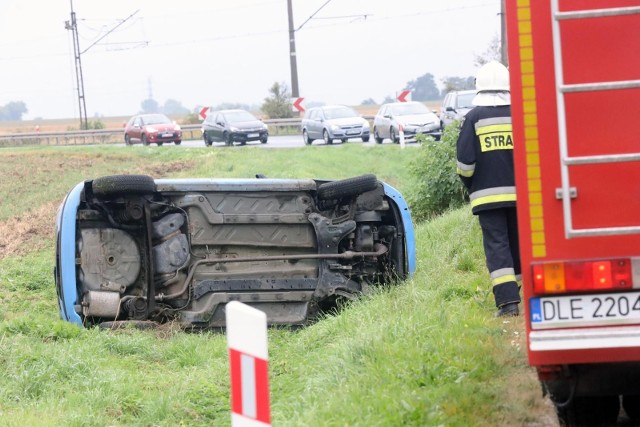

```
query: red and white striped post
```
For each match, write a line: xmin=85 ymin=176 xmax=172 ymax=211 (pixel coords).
xmin=226 ymin=301 xmax=271 ymax=427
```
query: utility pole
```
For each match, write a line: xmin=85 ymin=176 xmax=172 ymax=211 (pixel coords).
xmin=500 ymin=0 xmax=508 ymax=66
xmin=65 ymin=0 xmax=88 ymax=130
xmin=287 ymin=0 xmax=299 ymax=98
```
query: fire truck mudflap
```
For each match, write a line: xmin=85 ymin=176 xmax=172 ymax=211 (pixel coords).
xmin=506 ymin=0 xmax=640 ymax=425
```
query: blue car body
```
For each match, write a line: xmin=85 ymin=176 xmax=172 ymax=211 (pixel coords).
xmin=55 ymin=174 xmax=415 ymax=328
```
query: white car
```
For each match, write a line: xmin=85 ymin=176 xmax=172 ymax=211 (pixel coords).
xmin=373 ymin=101 xmax=441 ymax=144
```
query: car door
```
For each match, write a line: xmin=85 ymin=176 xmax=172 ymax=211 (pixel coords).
xmin=209 ymin=113 xmax=225 ymax=141
xmin=307 ymin=109 xmax=321 ymax=140
xmin=130 ymin=116 xmax=143 ymax=142
xmin=377 ymin=105 xmax=392 ymax=138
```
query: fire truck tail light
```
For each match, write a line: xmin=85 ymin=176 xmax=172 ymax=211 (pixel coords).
xmin=532 ymin=258 xmax=633 ymax=294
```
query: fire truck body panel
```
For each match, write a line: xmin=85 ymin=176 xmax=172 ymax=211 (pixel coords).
xmin=506 ymin=0 xmax=640 ymax=369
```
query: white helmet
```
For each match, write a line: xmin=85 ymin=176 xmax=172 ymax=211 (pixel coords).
xmin=473 ymin=61 xmax=510 ymax=106
xmin=475 ymin=61 xmax=510 ymax=92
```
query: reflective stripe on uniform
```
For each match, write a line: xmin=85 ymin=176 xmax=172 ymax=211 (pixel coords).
xmin=469 ymin=186 xmax=516 ymax=208
xmin=475 ymin=117 xmax=513 ymax=153
xmin=457 ymin=161 xmax=475 ymax=177
xmin=491 ymin=267 xmax=517 ymax=287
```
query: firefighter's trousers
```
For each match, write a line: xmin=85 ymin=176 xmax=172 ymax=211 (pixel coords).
xmin=478 ymin=207 xmax=521 ymax=308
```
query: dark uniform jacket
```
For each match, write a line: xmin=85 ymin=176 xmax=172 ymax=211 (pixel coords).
xmin=456 ymin=105 xmax=515 ymax=214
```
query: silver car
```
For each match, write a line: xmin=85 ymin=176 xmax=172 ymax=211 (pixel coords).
xmin=373 ymin=101 xmax=441 ymax=144
xmin=440 ymin=90 xmax=476 ymax=129
xmin=301 ymin=105 xmax=370 ymax=145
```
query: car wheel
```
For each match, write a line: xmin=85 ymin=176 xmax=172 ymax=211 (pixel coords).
xmin=556 ymin=395 xmax=619 ymax=427
xmin=323 ymin=129 xmax=333 ymax=145
xmin=390 ymin=127 xmax=399 ymax=144
xmin=362 ymin=136 xmax=370 ymax=143
xmin=92 ymin=175 xmax=156 ymax=199
xmin=142 ymin=134 xmax=150 ymax=146
xmin=175 ymin=140 xmax=181 ymax=145
xmin=260 ymin=136 xmax=268 ymax=144
xmin=302 ymin=129 xmax=313 ymax=145
xmin=373 ymin=127 xmax=383 ymax=144
xmin=124 ymin=134 xmax=132 ymax=146
xmin=341 ymin=138 xmax=347 ymax=144
xmin=317 ymin=174 xmax=378 ymax=200
xmin=157 ymin=142 xmax=164 ymax=146
xmin=203 ymin=133 xmax=212 ymax=147
xmin=224 ymin=132 xmax=232 ymax=146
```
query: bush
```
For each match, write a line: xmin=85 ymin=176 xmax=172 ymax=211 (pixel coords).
xmin=407 ymin=123 xmax=468 ymax=221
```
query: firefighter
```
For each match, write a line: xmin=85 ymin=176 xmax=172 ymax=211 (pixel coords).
xmin=456 ymin=61 xmax=521 ymax=317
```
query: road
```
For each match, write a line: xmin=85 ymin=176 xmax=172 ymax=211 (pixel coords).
xmin=140 ymin=134 xmax=419 ymax=148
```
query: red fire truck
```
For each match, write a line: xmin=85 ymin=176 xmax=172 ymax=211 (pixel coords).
xmin=505 ymin=0 xmax=640 ymax=425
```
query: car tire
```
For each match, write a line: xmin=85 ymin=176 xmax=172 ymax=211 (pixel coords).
xmin=157 ymin=142 xmax=164 ymax=146
xmin=303 ymin=129 xmax=312 ymax=145
xmin=556 ymin=395 xmax=619 ymax=427
xmin=124 ymin=134 xmax=132 ymax=146
xmin=362 ymin=136 xmax=370 ymax=143
xmin=203 ymin=133 xmax=212 ymax=147
xmin=260 ymin=136 xmax=268 ymax=144
xmin=341 ymin=138 xmax=347 ymax=144
xmin=390 ymin=127 xmax=399 ymax=144
xmin=224 ymin=132 xmax=232 ymax=146
xmin=175 ymin=140 xmax=182 ymax=145
xmin=92 ymin=175 xmax=156 ymax=198
xmin=373 ymin=127 xmax=383 ymax=144
xmin=317 ymin=174 xmax=378 ymax=200
xmin=142 ymin=134 xmax=150 ymax=146
xmin=323 ymin=129 xmax=333 ymax=145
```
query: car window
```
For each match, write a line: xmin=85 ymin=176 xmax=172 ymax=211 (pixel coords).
xmin=223 ymin=110 xmax=257 ymax=123
xmin=456 ymin=92 xmax=476 ymax=109
xmin=378 ymin=106 xmax=387 ymax=116
xmin=390 ymin=103 xmax=428 ymax=116
xmin=144 ymin=114 xmax=172 ymax=125
xmin=443 ymin=94 xmax=452 ymax=109
xmin=323 ymin=107 xmax=358 ymax=120
xmin=133 ymin=117 xmax=141 ymax=126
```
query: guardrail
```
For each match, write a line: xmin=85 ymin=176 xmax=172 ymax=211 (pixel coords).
xmin=0 ymin=118 xmax=306 ymax=147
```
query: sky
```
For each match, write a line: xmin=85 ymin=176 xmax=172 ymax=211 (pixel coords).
xmin=0 ymin=0 xmax=501 ymax=120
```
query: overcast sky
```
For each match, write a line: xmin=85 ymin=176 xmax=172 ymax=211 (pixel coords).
xmin=0 ymin=0 xmax=500 ymax=120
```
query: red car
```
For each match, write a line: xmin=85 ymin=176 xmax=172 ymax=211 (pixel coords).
xmin=124 ymin=114 xmax=182 ymax=146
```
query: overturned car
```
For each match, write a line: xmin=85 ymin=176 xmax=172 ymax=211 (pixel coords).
xmin=55 ymin=174 xmax=415 ymax=329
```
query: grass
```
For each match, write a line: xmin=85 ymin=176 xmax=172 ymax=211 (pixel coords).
xmin=0 ymin=145 xmax=555 ymax=426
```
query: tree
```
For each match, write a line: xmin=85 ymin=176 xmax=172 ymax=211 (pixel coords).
xmin=474 ymin=34 xmax=502 ymax=67
xmin=360 ymin=98 xmax=376 ymax=106
xmin=140 ymin=98 xmax=160 ymax=114
xmin=261 ymin=82 xmax=294 ymax=119
xmin=162 ymin=99 xmax=189 ymax=115
xmin=0 ymin=101 xmax=28 ymax=121
xmin=405 ymin=73 xmax=440 ymax=101
xmin=441 ymin=76 xmax=475 ymax=95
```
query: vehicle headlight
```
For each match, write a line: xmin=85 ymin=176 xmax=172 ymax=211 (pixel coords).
xmin=230 ymin=126 xmax=240 ymax=132
xmin=146 ymin=126 xmax=158 ymax=133
xmin=330 ymin=124 xmax=340 ymax=131
xmin=361 ymin=120 xmax=370 ymax=130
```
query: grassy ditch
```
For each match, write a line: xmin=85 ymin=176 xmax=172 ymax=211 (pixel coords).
xmin=0 ymin=145 xmax=555 ymax=426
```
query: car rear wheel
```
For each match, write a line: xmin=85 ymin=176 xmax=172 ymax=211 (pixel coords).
xmin=323 ymin=129 xmax=333 ymax=145
xmin=203 ymin=133 xmax=212 ymax=147
xmin=92 ymin=175 xmax=156 ymax=199
xmin=303 ymin=129 xmax=312 ymax=145
xmin=317 ymin=174 xmax=378 ymax=200
xmin=373 ymin=127 xmax=383 ymax=144
xmin=142 ymin=134 xmax=150 ymax=146
xmin=224 ymin=132 xmax=232 ymax=146
xmin=124 ymin=134 xmax=132 ymax=146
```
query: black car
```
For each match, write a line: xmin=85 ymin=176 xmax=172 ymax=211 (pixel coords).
xmin=202 ymin=109 xmax=269 ymax=146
